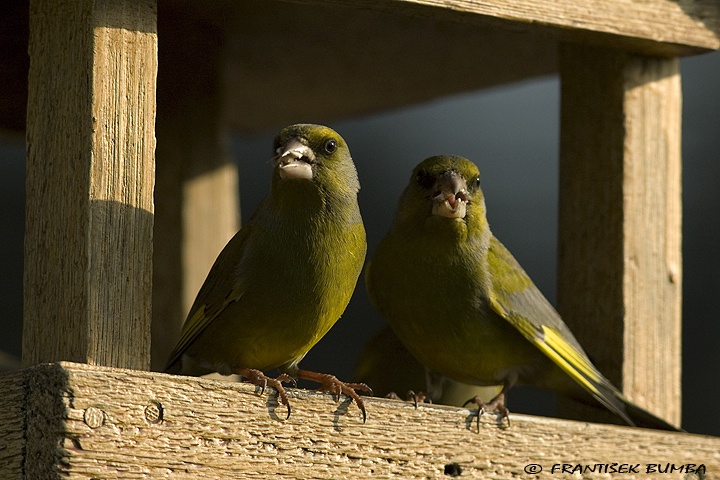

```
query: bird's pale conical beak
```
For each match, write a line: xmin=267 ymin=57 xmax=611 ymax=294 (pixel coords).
xmin=431 ymin=172 xmax=468 ymax=219
xmin=275 ymin=138 xmax=315 ymax=180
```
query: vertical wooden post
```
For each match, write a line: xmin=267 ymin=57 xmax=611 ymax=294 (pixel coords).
xmin=24 ymin=0 xmax=157 ymax=370
xmin=151 ymin=11 xmax=239 ymax=371
xmin=557 ymin=44 xmax=682 ymax=427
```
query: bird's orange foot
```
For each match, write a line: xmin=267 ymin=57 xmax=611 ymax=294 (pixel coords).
xmin=296 ymin=370 xmax=373 ymax=422
xmin=463 ymin=392 xmax=510 ymax=430
xmin=237 ymin=368 xmax=297 ymax=419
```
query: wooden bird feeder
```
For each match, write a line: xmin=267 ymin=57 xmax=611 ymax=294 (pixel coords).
xmin=1 ymin=0 xmax=720 ymax=477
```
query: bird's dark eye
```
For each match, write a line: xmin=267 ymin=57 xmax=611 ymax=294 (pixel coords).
xmin=324 ymin=139 xmax=337 ymax=153
xmin=415 ymin=169 xmax=434 ymax=189
xmin=474 ymin=176 xmax=481 ymax=188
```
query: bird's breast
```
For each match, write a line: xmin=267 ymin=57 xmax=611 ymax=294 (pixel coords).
xmin=369 ymin=235 xmax=537 ymax=386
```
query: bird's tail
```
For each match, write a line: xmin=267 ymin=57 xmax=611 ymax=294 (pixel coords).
xmin=532 ymin=325 xmax=683 ymax=432
xmin=561 ymin=383 xmax=683 ymax=432
xmin=574 ymin=383 xmax=683 ymax=431
xmin=620 ymin=397 xmax=684 ymax=432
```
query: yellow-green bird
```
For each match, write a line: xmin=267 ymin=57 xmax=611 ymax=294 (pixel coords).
xmin=166 ymin=124 xmax=370 ymax=420
xmin=365 ymin=155 xmax=680 ymax=431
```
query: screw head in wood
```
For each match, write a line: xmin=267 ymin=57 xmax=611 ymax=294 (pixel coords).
xmin=83 ymin=406 xmax=105 ymax=429
xmin=144 ymin=400 xmax=164 ymax=424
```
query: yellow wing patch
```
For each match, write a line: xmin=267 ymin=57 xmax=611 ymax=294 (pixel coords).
xmin=489 ymin=296 xmax=632 ymax=423
xmin=533 ymin=326 xmax=602 ymax=397
xmin=488 ymin=296 xmax=604 ymax=409
xmin=533 ymin=325 xmax=632 ymax=423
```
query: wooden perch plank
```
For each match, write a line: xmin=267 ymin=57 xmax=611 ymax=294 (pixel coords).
xmin=24 ymin=0 xmax=157 ymax=370
xmin=281 ymin=0 xmax=720 ymax=55
xmin=1 ymin=362 xmax=717 ymax=479
xmin=557 ymin=45 xmax=682 ymax=426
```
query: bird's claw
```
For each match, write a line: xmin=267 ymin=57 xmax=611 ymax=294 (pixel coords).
xmin=238 ymin=368 xmax=296 ymax=420
xmin=386 ymin=390 xmax=431 ymax=409
xmin=276 ymin=373 xmax=298 ymax=388
xmin=297 ymin=370 xmax=373 ymax=423
xmin=407 ymin=390 xmax=431 ymax=408
xmin=463 ymin=392 xmax=510 ymax=430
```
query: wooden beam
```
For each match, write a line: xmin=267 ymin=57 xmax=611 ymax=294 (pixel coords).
xmin=1 ymin=362 xmax=716 ymax=478
xmin=280 ymin=0 xmax=720 ymax=56
xmin=217 ymin=0 xmax=557 ymax=132
xmin=5 ymin=0 xmax=720 ymax=134
xmin=557 ymin=44 xmax=682 ymax=427
xmin=23 ymin=0 xmax=157 ymax=370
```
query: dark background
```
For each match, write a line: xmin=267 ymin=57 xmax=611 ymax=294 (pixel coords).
xmin=1 ymin=50 xmax=718 ymax=435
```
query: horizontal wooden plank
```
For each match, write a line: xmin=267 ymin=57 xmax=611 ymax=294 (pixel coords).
xmin=160 ymin=0 xmax=558 ymax=132
xmin=2 ymin=362 xmax=718 ymax=478
xmin=281 ymin=0 xmax=720 ymax=55
xmin=168 ymin=0 xmax=718 ymax=131
xmin=4 ymin=0 xmax=720 ymax=134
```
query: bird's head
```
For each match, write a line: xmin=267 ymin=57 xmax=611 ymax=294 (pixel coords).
xmin=272 ymin=124 xmax=360 ymax=199
xmin=394 ymin=155 xmax=488 ymax=238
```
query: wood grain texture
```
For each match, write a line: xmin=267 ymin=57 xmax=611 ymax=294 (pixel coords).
xmin=0 ymin=372 xmax=24 ymax=479
xmin=279 ymin=0 xmax=720 ymax=55
xmin=557 ymin=45 xmax=682 ymax=426
xmin=24 ymin=0 xmax=157 ymax=370
xmin=2 ymin=362 xmax=717 ymax=479
xmin=621 ymin=56 xmax=682 ymax=423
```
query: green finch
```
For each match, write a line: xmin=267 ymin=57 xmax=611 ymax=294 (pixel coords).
xmin=166 ymin=124 xmax=370 ymax=420
xmin=365 ymin=155 xmax=680 ymax=431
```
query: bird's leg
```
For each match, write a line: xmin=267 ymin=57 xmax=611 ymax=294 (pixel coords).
xmin=236 ymin=368 xmax=297 ymax=419
xmin=463 ymin=390 xmax=510 ymax=430
xmin=295 ymin=369 xmax=373 ymax=423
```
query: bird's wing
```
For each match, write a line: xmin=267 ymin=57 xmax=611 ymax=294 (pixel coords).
xmin=164 ymin=225 xmax=250 ymax=372
xmin=485 ymin=236 xmax=633 ymax=425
